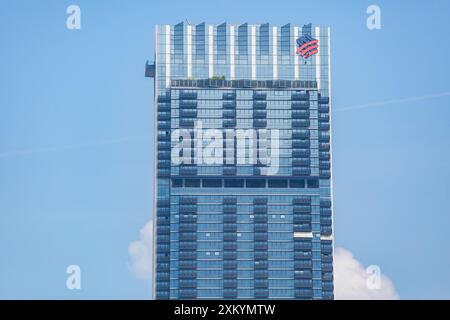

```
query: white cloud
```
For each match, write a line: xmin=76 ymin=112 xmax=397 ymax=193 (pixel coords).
xmin=127 ymin=223 xmax=399 ymax=300
xmin=128 ymin=220 xmax=153 ymax=281
xmin=334 ymin=247 xmax=399 ymax=300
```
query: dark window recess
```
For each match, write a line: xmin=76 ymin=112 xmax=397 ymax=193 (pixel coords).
xmin=172 ymin=179 xmax=183 ymax=187
xmin=307 ymin=179 xmax=319 ymax=188
xmin=185 ymin=179 xmax=200 ymax=187
xmin=223 ymin=197 xmax=237 ymax=205
xmin=289 ymin=179 xmax=305 ymax=188
xmin=268 ymin=179 xmax=288 ymax=188
xmin=202 ymin=179 xmax=222 ymax=188
xmin=246 ymin=179 xmax=266 ymax=188
xmin=253 ymin=198 xmax=268 ymax=205
xmin=224 ymin=179 xmax=245 ymax=188
xmin=223 ymin=92 xmax=236 ymax=100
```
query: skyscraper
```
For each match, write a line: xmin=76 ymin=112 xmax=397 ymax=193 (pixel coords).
xmin=146 ymin=22 xmax=334 ymax=300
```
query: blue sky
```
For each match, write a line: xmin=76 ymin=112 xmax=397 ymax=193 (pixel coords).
xmin=1 ymin=0 xmax=450 ymax=299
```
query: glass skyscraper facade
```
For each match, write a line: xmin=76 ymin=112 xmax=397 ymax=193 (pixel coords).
xmin=147 ymin=22 xmax=334 ymax=300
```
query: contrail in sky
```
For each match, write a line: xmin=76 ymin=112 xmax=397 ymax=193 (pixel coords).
xmin=2 ymin=91 xmax=449 ymax=159
xmin=335 ymin=91 xmax=450 ymax=112
xmin=0 ymin=136 xmax=149 ymax=159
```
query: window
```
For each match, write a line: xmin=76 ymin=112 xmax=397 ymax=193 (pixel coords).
xmin=202 ymin=179 xmax=222 ymax=188
xmin=246 ymin=179 xmax=266 ymax=188
xmin=172 ymin=179 xmax=183 ymax=188
xmin=268 ymin=179 xmax=288 ymax=188
xmin=224 ymin=179 xmax=244 ymax=188
xmin=307 ymin=179 xmax=319 ymax=188
xmin=185 ymin=179 xmax=200 ymax=187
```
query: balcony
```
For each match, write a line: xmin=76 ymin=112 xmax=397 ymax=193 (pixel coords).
xmin=319 ymin=113 xmax=330 ymax=122
xmin=292 ymin=139 xmax=310 ymax=148
xmin=294 ymin=223 xmax=312 ymax=233
xmin=292 ymin=130 xmax=310 ymax=139
xmin=223 ymin=205 xmax=237 ymax=214
xmin=294 ymin=279 xmax=313 ymax=288
xmin=180 ymin=109 xmax=197 ymax=118
xmin=179 ymin=119 xmax=195 ymax=128
xmin=254 ymin=270 xmax=269 ymax=279
xmin=223 ymin=252 xmax=237 ymax=260
xmin=179 ymin=289 xmax=196 ymax=299
xmin=254 ymin=233 xmax=268 ymax=242
xmin=292 ymin=110 xmax=310 ymax=119
xmin=223 ymin=232 xmax=237 ymax=241
xmin=223 ymin=242 xmax=237 ymax=251
xmin=318 ymin=96 xmax=330 ymax=104
xmin=223 ymin=261 xmax=238 ymax=269
xmin=253 ymin=110 xmax=267 ymax=119
xmin=253 ymin=206 xmax=268 ymax=214
xmin=294 ymin=289 xmax=313 ymax=299
xmin=224 ymin=270 xmax=237 ymax=279
xmin=179 ymin=91 xmax=197 ymax=100
xmin=321 ymin=226 xmax=333 ymax=236
xmin=254 ymin=280 xmax=269 ymax=289
xmin=157 ymin=121 xmax=170 ymax=130
xmin=179 ymin=224 xmax=196 ymax=233
xmin=253 ymin=119 xmax=267 ymax=128
xmin=292 ymin=119 xmax=310 ymax=128
xmin=223 ymin=119 xmax=237 ymax=128
xmin=223 ymin=224 xmax=237 ymax=232
xmin=319 ymin=143 xmax=330 ymax=151
xmin=319 ymin=152 xmax=330 ymax=161
xmin=294 ymin=241 xmax=312 ymax=251
xmin=321 ymin=208 xmax=332 ymax=217
xmin=293 ymin=214 xmax=311 ymax=224
xmin=223 ymin=110 xmax=236 ymax=118
xmin=179 ymin=215 xmax=196 ymax=223
xmin=223 ymin=197 xmax=237 ymax=205
xmin=319 ymin=123 xmax=330 ymax=131
xmin=320 ymin=199 xmax=332 ymax=208
xmin=224 ymin=280 xmax=238 ymax=289
xmin=294 ymin=251 xmax=312 ymax=260
xmin=157 ymin=93 xmax=171 ymax=102
xmin=223 ymin=92 xmax=236 ymax=100
xmin=294 ymin=270 xmax=312 ymax=279
xmin=254 ymin=215 xmax=268 ymax=223
xmin=293 ymin=167 xmax=311 ymax=176
xmin=223 ymin=101 xmax=236 ymax=109
xmin=291 ymin=91 xmax=309 ymax=101
xmin=179 ymin=166 xmax=198 ymax=176
xmin=223 ymin=214 xmax=237 ymax=224
xmin=254 ymin=290 xmax=269 ymax=299
xmin=253 ymin=198 xmax=268 ymax=205
xmin=179 ymin=261 xmax=196 ymax=270
xmin=224 ymin=290 xmax=237 ymax=299
xmin=179 ymin=206 xmax=196 ymax=214
xmin=291 ymin=101 xmax=309 ymax=110
xmin=179 ymin=251 xmax=197 ymax=260
xmin=253 ymin=101 xmax=267 ymax=109
xmin=292 ymin=149 xmax=310 ymax=158
xmin=254 ymin=224 xmax=268 ymax=232
xmin=254 ymin=251 xmax=268 ymax=260
xmin=320 ymin=170 xmax=331 ymax=178
xmin=179 ymin=271 xmax=196 ymax=280
xmin=179 ymin=233 xmax=196 ymax=241
xmin=254 ymin=261 xmax=269 ymax=270
xmin=253 ymin=92 xmax=267 ymax=100
xmin=254 ymin=241 xmax=268 ymax=250
xmin=294 ymin=260 xmax=313 ymax=269
xmin=318 ymin=104 xmax=329 ymax=113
